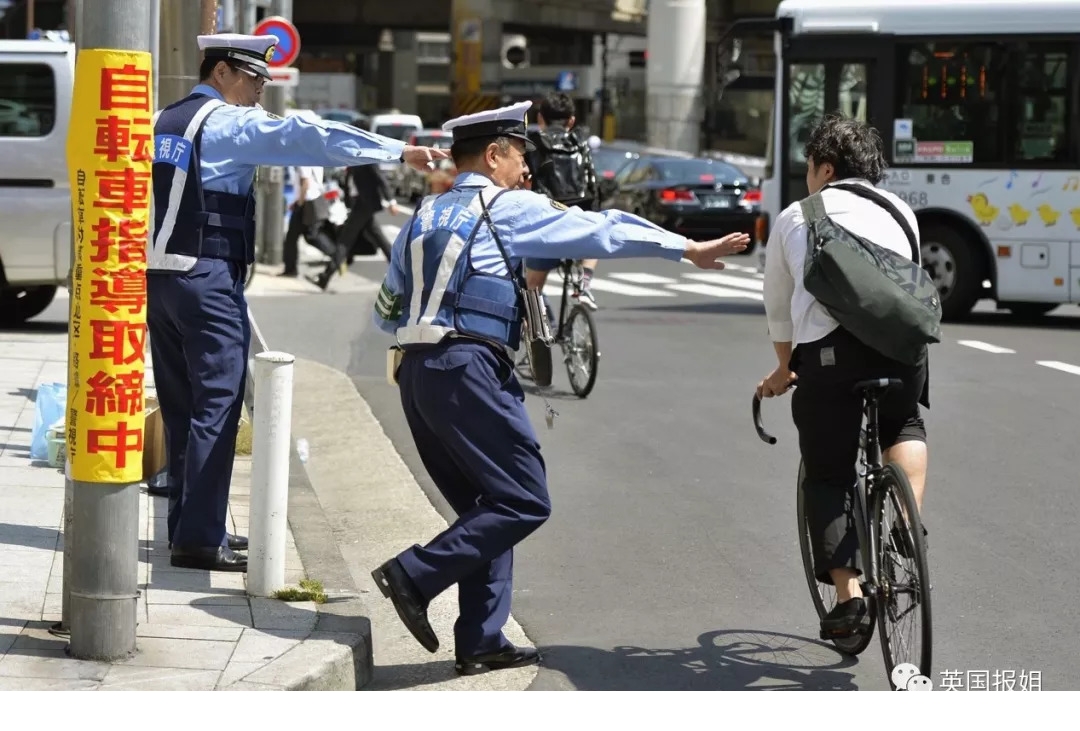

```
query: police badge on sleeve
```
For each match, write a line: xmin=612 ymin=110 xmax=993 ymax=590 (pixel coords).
xmin=550 ymin=200 xmax=567 ymax=211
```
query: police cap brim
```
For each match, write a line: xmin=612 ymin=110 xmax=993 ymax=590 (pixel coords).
xmin=450 ymin=120 xmax=536 ymax=152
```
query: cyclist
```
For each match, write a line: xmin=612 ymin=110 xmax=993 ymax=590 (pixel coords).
xmin=525 ymin=92 xmax=601 ymax=311
xmin=755 ymin=115 xmax=930 ymax=640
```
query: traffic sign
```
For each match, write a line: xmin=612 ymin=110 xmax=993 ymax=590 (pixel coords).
xmin=253 ymin=15 xmax=300 ymax=67
xmin=267 ymin=67 xmax=299 ymax=88
xmin=555 ymin=71 xmax=578 ymax=92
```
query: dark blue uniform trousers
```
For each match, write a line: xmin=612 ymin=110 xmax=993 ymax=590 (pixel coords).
xmin=147 ymin=258 xmax=251 ymax=549
xmin=395 ymin=340 xmax=551 ymax=657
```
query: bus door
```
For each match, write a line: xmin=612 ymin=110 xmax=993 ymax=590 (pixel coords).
xmin=778 ymin=36 xmax=895 ymax=208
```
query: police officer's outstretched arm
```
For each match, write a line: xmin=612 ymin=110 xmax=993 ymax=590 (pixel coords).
xmin=216 ymin=107 xmax=449 ymax=172
xmin=502 ymin=190 xmax=749 ymax=268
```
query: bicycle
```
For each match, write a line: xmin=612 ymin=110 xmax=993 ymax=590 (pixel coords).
xmin=752 ymin=378 xmax=932 ymax=689
xmin=517 ymin=259 xmax=600 ymax=398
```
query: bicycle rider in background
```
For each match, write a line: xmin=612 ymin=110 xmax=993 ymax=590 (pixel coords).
xmin=756 ymin=116 xmax=931 ymax=640
xmin=524 ymin=92 xmax=601 ymax=312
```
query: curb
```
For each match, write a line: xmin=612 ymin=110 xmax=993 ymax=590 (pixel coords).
xmin=226 ymin=427 xmax=373 ymax=691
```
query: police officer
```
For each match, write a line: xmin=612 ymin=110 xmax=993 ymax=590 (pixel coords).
xmin=368 ymin=100 xmax=750 ymax=673
xmin=149 ymin=33 xmax=448 ymax=572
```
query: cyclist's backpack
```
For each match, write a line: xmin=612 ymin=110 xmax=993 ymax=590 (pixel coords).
xmin=531 ymin=127 xmax=595 ymax=206
xmin=799 ymin=181 xmax=942 ymax=366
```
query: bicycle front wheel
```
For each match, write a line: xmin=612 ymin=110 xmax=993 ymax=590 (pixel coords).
xmin=870 ymin=462 xmax=932 ymax=687
xmin=796 ymin=460 xmax=876 ymax=655
xmin=563 ymin=305 xmax=599 ymax=397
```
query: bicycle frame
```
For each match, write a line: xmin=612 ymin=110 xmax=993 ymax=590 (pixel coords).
xmin=554 ymin=259 xmax=584 ymax=341
xmin=858 ymin=392 xmax=885 ymax=604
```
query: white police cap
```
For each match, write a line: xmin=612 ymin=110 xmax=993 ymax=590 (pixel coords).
xmin=442 ymin=100 xmax=535 ymax=151
xmin=197 ymin=33 xmax=278 ymax=80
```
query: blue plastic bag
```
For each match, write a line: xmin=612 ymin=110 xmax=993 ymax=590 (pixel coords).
xmin=30 ymin=382 xmax=67 ymax=461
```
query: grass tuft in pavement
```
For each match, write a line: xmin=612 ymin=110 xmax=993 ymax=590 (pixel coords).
xmin=272 ymin=579 xmax=327 ymax=604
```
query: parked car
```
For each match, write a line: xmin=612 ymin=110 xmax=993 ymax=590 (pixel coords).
xmin=601 ymin=155 xmax=761 ymax=244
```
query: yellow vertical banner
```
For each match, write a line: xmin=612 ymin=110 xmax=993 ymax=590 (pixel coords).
xmin=65 ymin=49 xmax=154 ymax=483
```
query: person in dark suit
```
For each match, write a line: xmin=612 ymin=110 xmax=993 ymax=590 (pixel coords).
xmin=312 ymin=163 xmax=402 ymax=290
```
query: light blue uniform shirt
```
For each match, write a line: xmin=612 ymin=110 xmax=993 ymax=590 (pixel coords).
xmin=190 ymin=84 xmax=406 ymax=195
xmin=373 ymin=172 xmax=689 ymax=334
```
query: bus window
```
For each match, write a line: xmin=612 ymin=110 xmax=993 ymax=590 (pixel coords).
xmin=896 ymin=42 xmax=1005 ymax=165
xmin=788 ymin=63 xmax=825 ymax=164
xmin=838 ymin=64 xmax=868 ymax=122
xmin=1012 ymin=44 xmax=1070 ymax=163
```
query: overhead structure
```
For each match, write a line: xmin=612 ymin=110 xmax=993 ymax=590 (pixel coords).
xmin=645 ymin=0 xmax=705 ymax=154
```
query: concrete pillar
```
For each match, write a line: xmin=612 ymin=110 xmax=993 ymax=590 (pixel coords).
xmin=158 ymin=0 xmax=205 ymax=108
xmin=450 ymin=0 xmax=502 ymax=115
xmin=646 ymin=0 xmax=706 ymax=154
xmin=391 ymin=31 xmax=419 ymax=114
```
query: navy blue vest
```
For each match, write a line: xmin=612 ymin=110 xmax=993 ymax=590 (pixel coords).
xmin=396 ymin=186 xmax=523 ymax=351
xmin=151 ymin=93 xmax=255 ymax=267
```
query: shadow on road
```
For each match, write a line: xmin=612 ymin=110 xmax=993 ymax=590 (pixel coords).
xmin=536 ymin=628 xmax=860 ymax=691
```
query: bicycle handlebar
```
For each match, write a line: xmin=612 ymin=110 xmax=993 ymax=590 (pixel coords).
xmin=751 ymin=393 xmax=778 ymax=445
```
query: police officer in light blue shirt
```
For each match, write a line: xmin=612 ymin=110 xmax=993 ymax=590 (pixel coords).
xmin=368 ymin=100 xmax=750 ymax=674
xmin=148 ymin=33 xmax=449 ymax=573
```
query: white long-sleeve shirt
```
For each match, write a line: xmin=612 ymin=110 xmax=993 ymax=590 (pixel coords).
xmin=763 ymin=179 xmax=920 ymax=345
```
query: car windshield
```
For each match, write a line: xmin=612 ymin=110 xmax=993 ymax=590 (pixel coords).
xmin=592 ymin=148 xmax=636 ymax=178
xmin=375 ymin=124 xmax=417 ymax=141
xmin=654 ymin=159 xmax=744 ymax=184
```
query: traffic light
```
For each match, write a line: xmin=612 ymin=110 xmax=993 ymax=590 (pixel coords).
xmin=628 ymin=50 xmax=647 ymax=68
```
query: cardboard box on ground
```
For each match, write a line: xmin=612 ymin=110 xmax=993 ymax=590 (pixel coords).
xmin=143 ymin=396 xmax=166 ymax=481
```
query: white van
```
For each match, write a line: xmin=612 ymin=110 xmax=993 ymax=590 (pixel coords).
xmin=368 ymin=112 xmax=423 ymax=198
xmin=0 ymin=40 xmax=74 ymax=326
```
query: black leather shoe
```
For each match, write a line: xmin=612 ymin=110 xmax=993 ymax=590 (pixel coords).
xmin=227 ymin=533 xmax=248 ymax=550
xmin=146 ymin=483 xmax=170 ymax=497
xmin=171 ymin=545 xmax=247 ymax=572
xmin=371 ymin=558 xmax=439 ymax=653
xmin=455 ymin=645 xmax=541 ymax=676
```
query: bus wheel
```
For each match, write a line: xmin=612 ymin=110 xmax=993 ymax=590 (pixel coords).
xmin=921 ymin=223 xmax=983 ymax=321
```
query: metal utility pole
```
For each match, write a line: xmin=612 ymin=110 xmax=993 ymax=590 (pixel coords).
xmin=599 ymin=33 xmax=609 ymax=140
xmin=256 ymin=0 xmax=291 ymax=267
xmin=26 ymin=0 xmax=35 ymax=36
xmin=158 ymin=0 xmax=207 ymax=108
xmin=67 ymin=0 xmax=154 ymax=661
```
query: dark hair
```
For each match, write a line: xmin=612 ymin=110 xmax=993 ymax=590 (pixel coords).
xmin=803 ymin=115 xmax=887 ymax=185
xmin=199 ymin=57 xmax=248 ymax=81
xmin=450 ymin=136 xmax=512 ymax=166
xmin=538 ymin=92 xmax=575 ymax=123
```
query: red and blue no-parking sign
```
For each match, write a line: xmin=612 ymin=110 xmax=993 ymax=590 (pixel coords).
xmin=253 ymin=15 xmax=301 ymax=67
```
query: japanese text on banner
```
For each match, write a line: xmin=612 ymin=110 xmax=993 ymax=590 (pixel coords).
xmin=65 ymin=49 xmax=153 ymax=483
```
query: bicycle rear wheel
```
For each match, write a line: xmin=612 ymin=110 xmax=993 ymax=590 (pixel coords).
xmin=563 ymin=305 xmax=599 ymax=397
xmin=870 ymin=462 xmax=932 ymax=687
xmin=797 ymin=460 xmax=876 ymax=655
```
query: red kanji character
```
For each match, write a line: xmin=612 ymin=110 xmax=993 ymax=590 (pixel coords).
xmin=86 ymin=421 xmax=143 ymax=469
xmin=84 ymin=370 xmax=144 ymax=417
xmin=94 ymin=116 xmax=153 ymax=163
xmin=100 ymin=64 xmax=151 ymax=112
xmin=94 ymin=169 xmax=151 ymax=215
xmin=90 ymin=218 xmax=147 ymax=263
xmin=90 ymin=266 xmax=146 ymax=315
xmin=89 ymin=320 xmax=146 ymax=366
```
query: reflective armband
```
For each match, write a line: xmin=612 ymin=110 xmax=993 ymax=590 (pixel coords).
xmin=374 ymin=282 xmax=403 ymax=322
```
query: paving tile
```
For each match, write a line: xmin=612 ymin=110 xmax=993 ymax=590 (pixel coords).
xmin=230 ymin=629 xmax=307 ymax=664
xmin=99 ymin=666 xmax=222 ymax=690
xmin=120 ymin=636 xmax=235 ymax=670
xmin=0 ymin=676 xmax=97 ymax=690
xmin=11 ymin=622 xmax=69 ymax=652
xmin=135 ymin=623 xmax=244 ymax=642
xmin=0 ymin=620 xmax=27 ymax=654
xmin=0 ymin=596 xmax=44 ymax=617
xmin=0 ymin=648 xmax=110 ymax=681
xmin=0 ymin=466 xmax=65 ymax=488
xmin=250 ymin=598 xmax=317 ymax=632
xmin=217 ymin=660 xmax=264 ymax=688
xmin=147 ymin=604 xmax=252 ymax=628
xmin=147 ymin=569 xmax=246 ymax=593
xmin=144 ymin=588 xmax=248 ymax=606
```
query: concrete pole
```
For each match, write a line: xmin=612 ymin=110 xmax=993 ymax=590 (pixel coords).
xmin=256 ymin=0 xmax=291 ymax=267
xmin=54 ymin=0 xmax=86 ymax=644
xmin=158 ymin=0 xmax=204 ymax=108
xmin=646 ymin=0 xmax=706 ymax=154
xmin=68 ymin=0 xmax=153 ymax=662
xmin=247 ymin=352 xmax=295 ymax=597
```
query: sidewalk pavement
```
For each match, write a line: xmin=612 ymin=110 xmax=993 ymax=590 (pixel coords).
xmin=0 ymin=329 xmax=369 ymax=690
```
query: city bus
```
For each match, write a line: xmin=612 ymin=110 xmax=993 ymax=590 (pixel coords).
xmin=733 ymin=0 xmax=1080 ymax=319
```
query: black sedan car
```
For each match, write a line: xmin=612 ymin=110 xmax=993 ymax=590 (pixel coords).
xmin=599 ymin=155 xmax=761 ymax=243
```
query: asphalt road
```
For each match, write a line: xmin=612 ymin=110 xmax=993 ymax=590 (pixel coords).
xmin=247 ymin=210 xmax=1080 ymax=691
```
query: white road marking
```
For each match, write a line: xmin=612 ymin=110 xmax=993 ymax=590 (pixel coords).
xmin=609 ymin=272 xmax=679 ymax=285
xmin=586 ymin=278 xmax=676 ymax=297
xmin=690 ymin=260 xmax=759 ymax=274
xmin=681 ymin=272 xmax=765 ymax=292
xmin=958 ymin=340 xmax=1016 ymax=354
xmin=1036 ymin=360 xmax=1080 ymax=376
xmin=666 ymin=283 xmax=764 ymax=301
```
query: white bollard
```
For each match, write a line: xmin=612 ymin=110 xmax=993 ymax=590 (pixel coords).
xmin=247 ymin=351 xmax=295 ymax=597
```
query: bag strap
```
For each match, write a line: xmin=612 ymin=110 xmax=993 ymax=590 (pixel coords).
xmin=828 ymin=182 xmax=920 ymax=265
xmin=476 ymin=188 xmax=526 ymax=293
xmin=798 ymin=192 xmax=828 ymax=225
